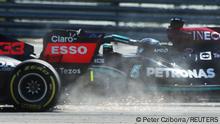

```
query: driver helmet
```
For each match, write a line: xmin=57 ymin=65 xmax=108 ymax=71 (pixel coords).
xmin=169 ymin=17 xmax=184 ymax=29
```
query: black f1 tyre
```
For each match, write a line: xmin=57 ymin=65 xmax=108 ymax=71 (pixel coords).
xmin=9 ymin=59 xmax=61 ymax=111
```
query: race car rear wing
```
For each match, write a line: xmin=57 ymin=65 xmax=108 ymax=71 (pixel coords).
xmin=41 ymin=29 xmax=104 ymax=64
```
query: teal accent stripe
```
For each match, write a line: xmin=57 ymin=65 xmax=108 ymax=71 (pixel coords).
xmin=144 ymin=85 xmax=220 ymax=92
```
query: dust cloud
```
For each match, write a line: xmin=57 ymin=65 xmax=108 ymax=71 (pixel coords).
xmin=57 ymin=43 xmax=212 ymax=110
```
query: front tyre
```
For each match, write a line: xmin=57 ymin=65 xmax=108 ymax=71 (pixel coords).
xmin=9 ymin=59 xmax=61 ymax=111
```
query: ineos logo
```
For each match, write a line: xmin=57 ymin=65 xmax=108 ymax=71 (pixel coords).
xmin=193 ymin=31 xmax=220 ymax=41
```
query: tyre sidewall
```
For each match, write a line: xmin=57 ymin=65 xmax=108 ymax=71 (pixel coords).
xmin=10 ymin=60 xmax=60 ymax=111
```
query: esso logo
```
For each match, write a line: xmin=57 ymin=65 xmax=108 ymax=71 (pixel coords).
xmin=51 ymin=45 xmax=87 ymax=55
xmin=44 ymin=43 xmax=97 ymax=63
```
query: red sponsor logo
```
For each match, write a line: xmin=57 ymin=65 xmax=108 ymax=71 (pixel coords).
xmin=0 ymin=42 xmax=24 ymax=55
xmin=43 ymin=43 xmax=97 ymax=63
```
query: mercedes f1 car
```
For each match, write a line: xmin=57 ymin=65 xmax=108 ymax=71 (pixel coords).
xmin=1 ymin=18 xmax=220 ymax=111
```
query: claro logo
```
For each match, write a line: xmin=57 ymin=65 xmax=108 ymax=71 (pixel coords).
xmin=0 ymin=42 xmax=24 ymax=55
xmin=51 ymin=33 xmax=77 ymax=42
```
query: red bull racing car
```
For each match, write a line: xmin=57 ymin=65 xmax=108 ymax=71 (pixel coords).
xmin=1 ymin=18 xmax=220 ymax=111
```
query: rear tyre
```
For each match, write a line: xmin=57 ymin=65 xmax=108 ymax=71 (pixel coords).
xmin=9 ymin=59 xmax=61 ymax=111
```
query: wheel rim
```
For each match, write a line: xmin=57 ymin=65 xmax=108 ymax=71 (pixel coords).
xmin=18 ymin=73 xmax=48 ymax=103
